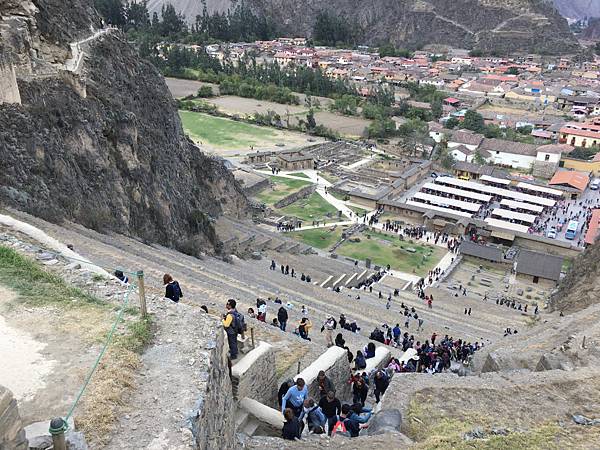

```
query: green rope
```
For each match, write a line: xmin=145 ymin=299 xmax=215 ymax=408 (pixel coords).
xmin=63 ymin=282 xmax=136 ymax=423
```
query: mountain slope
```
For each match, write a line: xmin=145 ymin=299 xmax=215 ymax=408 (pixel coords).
xmin=246 ymin=0 xmax=579 ymax=54
xmin=147 ymin=0 xmax=233 ymax=22
xmin=0 ymin=0 xmax=248 ymax=255
xmin=553 ymin=0 xmax=600 ymax=20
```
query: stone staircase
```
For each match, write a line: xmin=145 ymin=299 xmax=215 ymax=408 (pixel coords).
xmin=7 ymin=212 xmax=527 ymax=352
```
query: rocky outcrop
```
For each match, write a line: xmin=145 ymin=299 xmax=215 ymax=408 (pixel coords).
xmin=247 ymin=0 xmax=580 ymax=54
xmin=0 ymin=0 xmax=248 ymax=256
xmin=0 ymin=386 xmax=28 ymax=450
xmin=553 ymin=0 xmax=600 ymax=20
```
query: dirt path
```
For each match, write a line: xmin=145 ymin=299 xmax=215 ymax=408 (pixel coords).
xmin=0 ymin=286 xmax=55 ymax=402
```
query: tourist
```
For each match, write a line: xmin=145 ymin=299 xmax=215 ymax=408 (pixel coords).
xmin=317 ymin=370 xmax=334 ymax=399
xmin=282 ymin=408 xmax=302 ymax=440
xmin=336 ymin=404 xmax=361 ymax=437
xmin=222 ymin=299 xmax=242 ymax=360
xmin=278 ymin=379 xmax=294 ymax=408
xmin=163 ymin=274 xmax=183 ymax=303
xmin=351 ymin=376 xmax=368 ymax=406
xmin=300 ymin=399 xmax=327 ymax=434
xmin=298 ymin=317 xmax=312 ymax=340
xmin=335 ymin=332 xmax=345 ymax=348
xmin=373 ymin=370 xmax=389 ymax=403
xmin=114 ymin=270 xmax=128 ymax=285
xmin=271 ymin=318 xmax=279 ymax=327
xmin=319 ymin=391 xmax=341 ymax=436
xmin=277 ymin=306 xmax=288 ymax=331
xmin=247 ymin=307 xmax=256 ymax=319
xmin=270 ymin=260 xmax=276 ymax=270
xmin=321 ymin=316 xmax=337 ymax=347
xmin=257 ymin=300 xmax=267 ymax=322
xmin=364 ymin=342 xmax=376 ymax=359
xmin=354 ymin=350 xmax=367 ymax=370
xmin=281 ymin=378 xmax=308 ymax=417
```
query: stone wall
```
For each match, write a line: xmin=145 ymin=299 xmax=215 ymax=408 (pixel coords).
xmin=273 ymin=185 xmax=316 ymax=209
xmin=190 ymin=328 xmax=236 ymax=450
xmin=0 ymin=57 xmax=22 ymax=105
xmin=0 ymin=385 xmax=28 ymax=450
xmin=532 ymin=160 xmax=558 ymax=179
xmin=295 ymin=346 xmax=352 ymax=401
xmin=231 ymin=342 xmax=277 ymax=406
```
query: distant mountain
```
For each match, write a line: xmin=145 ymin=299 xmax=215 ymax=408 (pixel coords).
xmin=147 ymin=0 xmax=232 ymax=22
xmin=249 ymin=0 xmax=580 ymax=55
xmin=553 ymin=0 xmax=600 ymax=20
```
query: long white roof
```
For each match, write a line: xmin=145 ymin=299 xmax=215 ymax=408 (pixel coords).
xmin=516 ymin=182 xmax=563 ymax=198
xmin=491 ymin=208 xmax=537 ymax=224
xmin=485 ymin=217 xmax=530 ymax=234
xmin=422 ymin=182 xmax=492 ymax=203
xmin=435 ymin=177 xmax=555 ymax=207
xmin=500 ymin=199 xmax=544 ymax=214
xmin=480 ymin=174 xmax=511 ymax=185
xmin=406 ymin=200 xmax=473 ymax=218
xmin=412 ymin=192 xmax=482 ymax=212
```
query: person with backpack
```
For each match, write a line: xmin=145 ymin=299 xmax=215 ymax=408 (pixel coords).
xmin=331 ymin=404 xmax=361 ymax=438
xmin=298 ymin=317 xmax=312 ymax=341
xmin=318 ymin=391 xmax=341 ymax=436
xmin=281 ymin=378 xmax=308 ymax=417
xmin=299 ymin=398 xmax=327 ymax=434
xmin=163 ymin=274 xmax=183 ymax=303
xmin=222 ymin=299 xmax=243 ymax=360
xmin=277 ymin=306 xmax=288 ymax=332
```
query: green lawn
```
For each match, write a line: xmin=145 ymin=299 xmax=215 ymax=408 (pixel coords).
xmin=279 ymin=192 xmax=340 ymax=222
xmin=349 ymin=205 xmax=369 ymax=215
xmin=254 ymin=176 xmax=312 ymax=206
xmin=289 ymin=227 xmax=344 ymax=250
xmin=336 ymin=230 xmax=446 ymax=276
xmin=179 ymin=111 xmax=278 ymax=149
xmin=287 ymin=172 xmax=310 ymax=179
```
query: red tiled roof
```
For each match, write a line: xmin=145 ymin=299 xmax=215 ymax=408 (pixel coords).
xmin=548 ymin=170 xmax=590 ymax=192
xmin=585 ymin=209 xmax=600 ymax=245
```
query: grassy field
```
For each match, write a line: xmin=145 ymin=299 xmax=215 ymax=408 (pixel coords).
xmin=287 ymin=172 xmax=310 ymax=179
xmin=349 ymin=205 xmax=369 ymax=215
xmin=179 ymin=111 xmax=280 ymax=149
xmin=279 ymin=192 xmax=340 ymax=222
xmin=254 ymin=176 xmax=312 ymax=206
xmin=290 ymin=227 xmax=344 ymax=250
xmin=336 ymin=230 xmax=445 ymax=276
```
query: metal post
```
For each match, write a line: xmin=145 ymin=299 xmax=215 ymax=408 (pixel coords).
xmin=250 ymin=327 xmax=255 ymax=349
xmin=136 ymin=271 xmax=147 ymax=318
xmin=297 ymin=361 xmax=301 ymax=374
xmin=49 ymin=418 xmax=67 ymax=450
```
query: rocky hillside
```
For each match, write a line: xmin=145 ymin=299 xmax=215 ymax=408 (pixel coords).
xmin=553 ymin=0 xmax=600 ymax=20
xmin=0 ymin=0 xmax=248 ymax=255
xmin=147 ymin=0 xmax=232 ymax=22
xmin=245 ymin=0 xmax=579 ymax=54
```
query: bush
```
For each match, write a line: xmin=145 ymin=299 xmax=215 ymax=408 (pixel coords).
xmin=197 ymin=85 xmax=214 ymax=97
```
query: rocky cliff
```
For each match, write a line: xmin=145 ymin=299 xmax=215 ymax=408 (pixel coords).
xmin=0 ymin=0 xmax=248 ymax=255
xmin=247 ymin=0 xmax=580 ymax=54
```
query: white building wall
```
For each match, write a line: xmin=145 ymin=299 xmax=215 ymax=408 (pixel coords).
xmin=490 ymin=151 xmax=535 ymax=169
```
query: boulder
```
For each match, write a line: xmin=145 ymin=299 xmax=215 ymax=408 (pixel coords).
xmin=365 ymin=409 xmax=402 ymax=436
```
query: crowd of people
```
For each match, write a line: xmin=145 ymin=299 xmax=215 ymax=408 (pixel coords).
xmin=277 ymin=221 xmax=302 ymax=232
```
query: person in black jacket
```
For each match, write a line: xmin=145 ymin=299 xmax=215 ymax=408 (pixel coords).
xmin=163 ymin=274 xmax=183 ymax=303
xmin=373 ymin=370 xmax=390 ymax=403
xmin=282 ymin=408 xmax=302 ymax=440
xmin=277 ymin=306 xmax=288 ymax=331
xmin=319 ymin=391 xmax=341 ymax=436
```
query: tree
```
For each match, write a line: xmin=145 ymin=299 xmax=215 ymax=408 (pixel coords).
xmin=160 ymin=3 xmax=185 ymax=36
xmin=462 ymin=110 xmax=486 ymax=134
xmin=306 ymin=109 xmax=317 ymax=130
xmin=444 ymin=117 xmax=459 ymax=129
xmin=440 ymin=147 xmax=456 ymax=169
xmin=473 ymin=150 xmax=487 ymax=165
xmin=94 ymin=0 xmax=126 ymax=26
xmin=330 ymin=94 xmax=358 ymax=116
xmin=505 ymin=67 xmax=519 ymax=75
xmin=125 ymin=0 xmax=150 ymax=30
xmin=431 ymin=98 xmax=443 ymax=119
xmin=197 ymin=85 xmax=214 ymax=97
xmin=595 ymin=41 xmax=600 ymax=55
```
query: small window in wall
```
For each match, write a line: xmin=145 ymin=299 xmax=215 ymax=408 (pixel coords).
xmin=545 ymin=154 xmax=550 ymax=161
xmin=533 ymin=276 xmax=539 ymax=284
xmin=496 ymin=151 xmax=500 ymax=154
